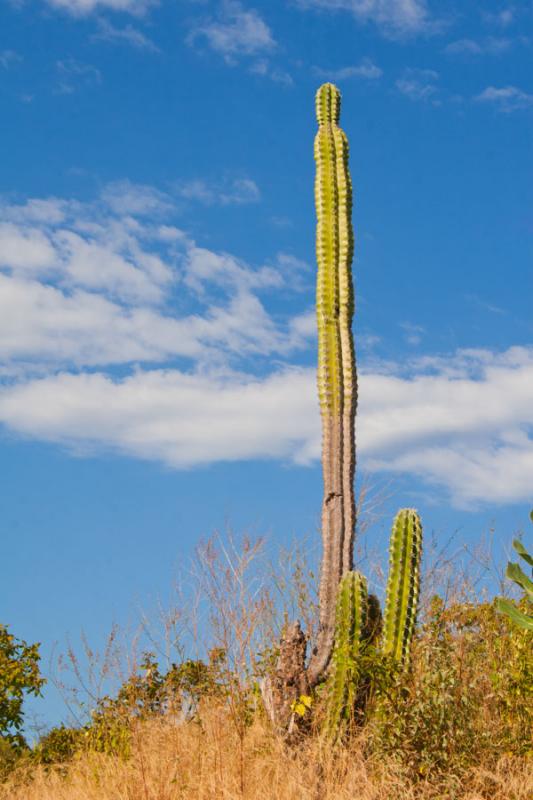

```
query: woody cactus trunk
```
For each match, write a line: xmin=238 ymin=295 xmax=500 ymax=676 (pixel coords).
xmin=262 ymin=83 xmax=357 ymax=725
xmin=308 ymin=82 xmax=357 ymax=686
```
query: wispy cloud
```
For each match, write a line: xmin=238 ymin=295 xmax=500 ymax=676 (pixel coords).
xmin=43 ymin=0 xmax=156 ymax=16
xmin=475 ymin=85 xmax=533 ymax=113
xmin=313 ymin=59 xmax=383 ymax=81
xmin=296 ymin=0 xmax=435 ymax=37
xmin=249 ymin=59 xmax=293 ymax=86
xmin=396 ymin=67 xmax=439 ymax=102
xmin=55 ymin=58 xmax=102 ymax=94
xmin=400 ymin=321 xmax=424 ymax=345
xmin=465 ymin=294 xmax=506 ymax=315
xmin=187 ymin=1 xmax=275 ymax=64
xmin=101 ymin=180 xmax=173 ymax=216
xmin=92 ymin=18 xmax=160 ymax=51
xmin=0 ymin=50 xmax=22 ymax=69
xmin=176 ymin=177 xmax=261 ymax=206
xmin=445 ymin=36 xmax=511 ymax=56
xmin=482 ymin=6 xmax=515 ymax=28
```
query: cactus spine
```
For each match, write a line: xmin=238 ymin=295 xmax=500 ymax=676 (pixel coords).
xmin=382 ymin=509 xmax=423 ymax=667
xmin=323 ymin=571 xmax=368 ymax=740
xmin=309 ymin=83 xmax=357 ymax=686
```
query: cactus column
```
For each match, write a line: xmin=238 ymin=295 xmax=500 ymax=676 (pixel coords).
xmin=308 ymin=83 xmax=357 ymax=686
xmin=382 ymin=509 xmax=423 ymax=667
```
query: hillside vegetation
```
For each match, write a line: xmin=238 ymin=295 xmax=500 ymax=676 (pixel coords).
xmin=1 ymin=534 xmax=532 ymax=800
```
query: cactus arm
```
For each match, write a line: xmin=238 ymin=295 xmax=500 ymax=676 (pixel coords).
xmin=309 ymin=83 xmax=357 ymax=686
xmin=323 ymin=571 xmax=368 ymax=741
xmin=382 ymin=509 xmax=423 ymax=667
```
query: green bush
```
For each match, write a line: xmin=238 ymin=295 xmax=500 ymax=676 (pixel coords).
xmin=366 ymin=596 xmax=533 ymax=781
xmin=0 ymin=624 xmax=45 ymax=748
xmin=32 ymin=725 xmax=85 ymax=766
xmin=83 ymin=649 xmax=228 ymax=758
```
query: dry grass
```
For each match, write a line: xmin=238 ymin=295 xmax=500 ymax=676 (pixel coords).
xmin=2 ymin=710 xmax=531 ymax=800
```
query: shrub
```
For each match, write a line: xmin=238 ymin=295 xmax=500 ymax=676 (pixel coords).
xmin=366 ymin=595 xmax=533 ymax=782
xmin=32 ymin=726 xmax=84 ymax=766
xmin=0 ymin=624 xmax=45 ymax=748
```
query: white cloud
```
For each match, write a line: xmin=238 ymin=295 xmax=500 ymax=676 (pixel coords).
xmin=0 ymin=347 xmax=532 ymax=508
xmin=183 ymin=245 xmax=282 ymax=296
xmin=188 ymin=1 xmax=275 ymax=63
xmin=44 ymin=0 xmax=155 ymax=15
xmin=53 ymin=229 xmax=171 ymax=302
xmin=0 ymin=274 xmax=296 ymax=368
xmin=0 ymin=223 xmax=57 ymax=271
xmin=2 ymin=198 xmax=70 ymax=225
xmin=475 ymin=85 xmax=533 ymax=113
xmin=313 ymin=59 xmax=383 ymax=81
xmin=177 ymin=177 xmax=260 ymax=206
xmin=296 ymin=0 xmax=433 ymax=36
xmin=2 ymin=185 xmax=532 ymax=509
xmin=0 ymin=185 xmax=312 ymax=372
xmin=0 ymin=368 xmax=319 ymax=466
xmin=396 ymin=67 xmax=439 ymax=101
xmin=92 ymin=18 xmax=160 ymax=51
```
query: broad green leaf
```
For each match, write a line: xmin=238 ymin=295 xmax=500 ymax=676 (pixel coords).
xmin=505 ymin=562 xmax=533 ymax=599
xmin=495 ymin=597 xmax=533 ymax=631
xmin=512 ymin=538 xmax=533 ymax=567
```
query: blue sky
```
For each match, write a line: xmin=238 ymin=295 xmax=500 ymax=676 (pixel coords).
xmin=1 ymin=0 xmax=532 ymax=731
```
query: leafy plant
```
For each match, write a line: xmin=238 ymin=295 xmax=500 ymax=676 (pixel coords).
xmin=32 ymin=725 xmax=84 ymax=766
xmin=0 ymin=624 xmax=45 ymax=748
xmin=367 ymin=595 xmax=533 ymax=780
xmin=496 ymin=511 xmax=533 ymax=631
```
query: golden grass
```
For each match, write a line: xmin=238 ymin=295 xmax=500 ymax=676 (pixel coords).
xmin=3 ymin=711 xmax=531 ymax=800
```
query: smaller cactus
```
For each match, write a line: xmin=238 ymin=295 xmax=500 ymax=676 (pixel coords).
xmin=321 ymin=509 xmax=423 ymax=741
xmin=382 ymin=509 xmax=423 ymax=668
xmin=323 ymin=570 xmax=368 ymax=740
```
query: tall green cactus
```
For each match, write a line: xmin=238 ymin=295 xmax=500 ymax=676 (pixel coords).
xmin=382 ymin=509 xmax=423 ymax=667
xmin=323 ymin=571 xmax=368 ymax=740
xmin=309 ymin=83 xmax=357 ymax=687
xmin=263 ymin=87 xmax=424 ymax=734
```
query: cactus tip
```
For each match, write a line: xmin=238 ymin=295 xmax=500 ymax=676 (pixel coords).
xmin=316 ymin=82 xmax=341 ymax=125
